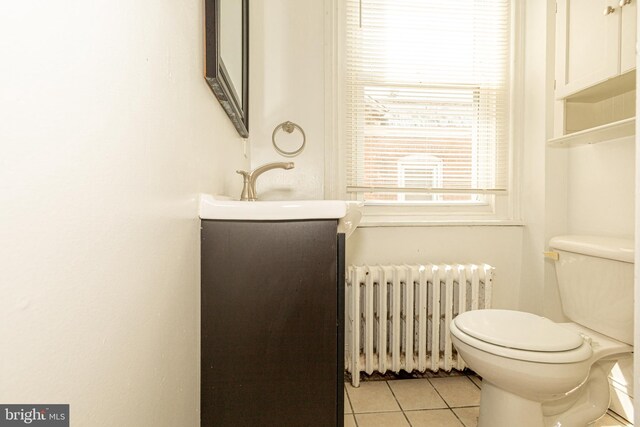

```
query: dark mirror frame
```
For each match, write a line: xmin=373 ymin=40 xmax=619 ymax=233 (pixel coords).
xmin=204 ymin=0 xmax=249 ymax=138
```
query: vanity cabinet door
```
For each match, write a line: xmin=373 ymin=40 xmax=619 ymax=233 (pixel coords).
xmin=201 ymin=219 xmax=344 ymax=427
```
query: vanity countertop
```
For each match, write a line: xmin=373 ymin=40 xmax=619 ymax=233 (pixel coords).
xmin=199 ymin=194 xmax=363 ymax=237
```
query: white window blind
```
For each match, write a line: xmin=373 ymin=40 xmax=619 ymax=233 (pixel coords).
xmin=345 ymin=0 xmax=510 ymax=204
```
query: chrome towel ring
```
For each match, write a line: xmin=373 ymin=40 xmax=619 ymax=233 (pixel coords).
xmin=272 ymin=121 xmax=306 ymax=157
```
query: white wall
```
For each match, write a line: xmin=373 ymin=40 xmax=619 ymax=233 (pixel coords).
xmin=635 ymin=21 xmax=640 ymax=421
xmin=634 ymin=7 xmax=640 ymax=424
xmin=566 ymin=137 xmax=635 ymax=237
xmin=248 ymin=0 xmax=326 ymax=201
xmin=545 ymin=145 xmax=569 ymax=322
xmin=347 ymin=227 xmax=523 ymax=309
xmin=517 ymin=0 xmax=552 ymax=318
xmin=0 ymin=1 xmax=247 ymax=426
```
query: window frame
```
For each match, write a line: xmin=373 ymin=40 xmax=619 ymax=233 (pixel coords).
xmin=324 ymin=0 xmax=524 ymax=226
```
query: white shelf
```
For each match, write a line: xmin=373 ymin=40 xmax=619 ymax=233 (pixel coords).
xmin=547 ymin=117 xmax=636 ymax=147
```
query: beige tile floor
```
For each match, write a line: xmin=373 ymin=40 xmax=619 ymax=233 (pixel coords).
xmin=344 ymin=375 xmax=632 ymax=427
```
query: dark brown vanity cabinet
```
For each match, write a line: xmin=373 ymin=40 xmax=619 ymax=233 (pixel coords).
xmin=201 ymin=219 xmax=345 ymax=427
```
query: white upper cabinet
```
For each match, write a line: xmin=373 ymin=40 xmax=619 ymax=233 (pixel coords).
xmin=556 ymin=0 xmax=636 ymax=98
xmin=620 ymin=0 xmax=637 ymax=73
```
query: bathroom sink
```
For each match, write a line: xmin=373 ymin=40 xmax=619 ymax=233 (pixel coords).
xmin=199 ymin=194 xmax=364 ymax=238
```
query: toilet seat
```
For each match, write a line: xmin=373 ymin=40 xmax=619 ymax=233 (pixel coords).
xmin=451 ymin=310 xmax=593 ymax=364
xmin=455 ymin=309 xmax=584 ymax=351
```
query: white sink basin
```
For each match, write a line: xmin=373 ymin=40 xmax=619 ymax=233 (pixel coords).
xmin=199 ymin=194 xmax=363 ymax=238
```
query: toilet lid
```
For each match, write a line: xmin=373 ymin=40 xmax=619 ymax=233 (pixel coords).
xmin=454 ymin=309 xmax=585 ymax=352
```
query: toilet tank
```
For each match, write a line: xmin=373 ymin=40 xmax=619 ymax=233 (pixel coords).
xmin=550 ymin=235 xmax=634 ymax=345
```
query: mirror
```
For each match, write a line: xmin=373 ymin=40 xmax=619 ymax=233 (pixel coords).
xmin=205 ymin=0 xmax=249 ymax=137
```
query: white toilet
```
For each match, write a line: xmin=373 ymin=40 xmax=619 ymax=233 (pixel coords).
xmin=450 ymin=235 xmax=634 ymax=427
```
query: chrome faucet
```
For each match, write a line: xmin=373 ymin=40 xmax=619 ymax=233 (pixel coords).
xmin=236 ymin=162 xmax=295 ymax=201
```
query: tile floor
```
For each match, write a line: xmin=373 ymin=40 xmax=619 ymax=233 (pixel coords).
xmin=344 ymin=374 xmax=632 ymax=427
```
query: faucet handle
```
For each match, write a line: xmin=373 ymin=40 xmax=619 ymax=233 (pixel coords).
xmin=236 ymin=170 xmax=252 ymax=201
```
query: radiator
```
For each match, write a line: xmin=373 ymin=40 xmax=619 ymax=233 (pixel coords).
xmin=345 ymin=263 xmax=494 ymax=387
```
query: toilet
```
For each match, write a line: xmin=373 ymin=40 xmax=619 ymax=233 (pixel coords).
xmin=450 ymin=235 xmax=634 ymax=427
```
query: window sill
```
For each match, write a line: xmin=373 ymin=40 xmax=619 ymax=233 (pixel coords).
xmin=353 ymin=198 xmax=520 ymax=227
xmin=358 ymin=217 xmax=524 ymax=227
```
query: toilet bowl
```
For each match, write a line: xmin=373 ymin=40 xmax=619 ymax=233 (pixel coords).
xmin=449 ymin=236 xmax=634 ymax=427
xmin=451 ymin=310 xmax=631 ymax=427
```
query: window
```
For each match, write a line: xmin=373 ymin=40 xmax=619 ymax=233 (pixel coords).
xmin=342 ymin=0 xmax=512 ymax=218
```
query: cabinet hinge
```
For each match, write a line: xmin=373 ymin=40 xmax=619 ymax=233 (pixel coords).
xmin=555 ymin=2 xmax=557 ymax=13
xmin=554 ymin=79 xmax=556 ymax=90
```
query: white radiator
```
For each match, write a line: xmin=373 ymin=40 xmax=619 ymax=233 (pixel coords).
xmin=345 ymin=263 xmax=494 ymax=387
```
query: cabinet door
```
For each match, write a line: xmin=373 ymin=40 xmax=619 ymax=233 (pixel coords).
xmin=556 ymin=0 xmax=620 ymax=97
xmin=201 ymin=220 xmax=343 ymax=427
xmin=620 ymin=0 xmax=637 ymax=73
